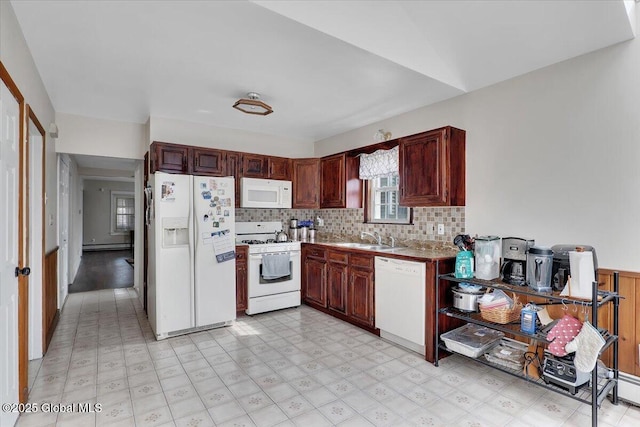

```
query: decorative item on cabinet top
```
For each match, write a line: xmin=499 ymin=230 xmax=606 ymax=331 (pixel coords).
xmin=373 ymin=129 xmax=392 ymax=142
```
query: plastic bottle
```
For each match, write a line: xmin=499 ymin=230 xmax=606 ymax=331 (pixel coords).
xmin=455 ymin=251 xmax=474 ymax=279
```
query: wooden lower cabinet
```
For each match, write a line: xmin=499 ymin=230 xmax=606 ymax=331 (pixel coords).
xmin=302 ymin=246 xmax=327 ymax=308
xmin=303 ymin=245 xmax=376 ymax=333
xmin=327 ymin=251 xmax=348 ymax=314
xmin=302 ymin=244 xmax=462 ymax=358
xmin=235 ymin=245 xmax=248 ymax=313
xmin=425 ymin=258 xmax=458 ymax=363
xmin=348 ymin=267 xmax=374 ymax=328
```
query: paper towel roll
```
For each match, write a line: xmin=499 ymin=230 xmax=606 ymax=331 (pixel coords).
xmin=561 ymin=250 xmax=595 ymax=298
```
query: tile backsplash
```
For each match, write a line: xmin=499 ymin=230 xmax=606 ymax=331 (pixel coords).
xmin=236 ymin=207 xmax=465 ymax=244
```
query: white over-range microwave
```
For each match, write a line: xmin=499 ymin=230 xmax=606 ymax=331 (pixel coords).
xmin=240 ymin=177 xmax=292 ymax=209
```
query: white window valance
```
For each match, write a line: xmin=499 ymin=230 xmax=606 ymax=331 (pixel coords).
xmin=358 ymin=146 xmax=399 ymax=180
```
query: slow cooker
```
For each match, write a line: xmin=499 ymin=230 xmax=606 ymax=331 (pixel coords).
xmin=452 ymin=285 xmax=485 ymax=312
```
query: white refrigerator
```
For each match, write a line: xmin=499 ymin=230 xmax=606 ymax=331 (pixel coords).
xmin=148 ymin=172 xmax=236 ymax=339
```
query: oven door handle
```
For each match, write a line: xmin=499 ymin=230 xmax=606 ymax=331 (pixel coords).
xmin=249 ymin=252 xmax=300 ymax=260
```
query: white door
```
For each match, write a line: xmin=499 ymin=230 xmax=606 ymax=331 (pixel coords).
xmin=58 ymin=156 xmax=69 ymax=308
xmin=1 ymin=75 xmax=21 ymax=427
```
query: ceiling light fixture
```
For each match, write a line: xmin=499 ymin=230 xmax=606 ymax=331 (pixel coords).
xmin=233 ymin=92 xmax=273 ymax=116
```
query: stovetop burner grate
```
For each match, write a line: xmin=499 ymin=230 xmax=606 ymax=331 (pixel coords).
xmin=242 ymin=239 xmax=265 ymax=245
xmin=242 ymin=239 xmax=281 ymax=245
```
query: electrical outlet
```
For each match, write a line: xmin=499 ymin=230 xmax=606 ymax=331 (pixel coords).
xmin=427 ymin=222 xmax=435 ymax=234
xmin=437 ymin=224 xmax=445 ymax=235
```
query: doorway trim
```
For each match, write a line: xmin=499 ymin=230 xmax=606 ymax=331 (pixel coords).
xmin=26 ymin=105 xmax=46 ymax=359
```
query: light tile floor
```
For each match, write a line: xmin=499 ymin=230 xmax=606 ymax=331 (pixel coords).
xmin=17 ymin=289 xmax=640 ymax=427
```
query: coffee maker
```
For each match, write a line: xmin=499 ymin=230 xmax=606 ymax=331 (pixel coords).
xmin=501 ymin=237 xmax=534 ymax=285
xmin=551 ymin=245 xmax=598 ymax=292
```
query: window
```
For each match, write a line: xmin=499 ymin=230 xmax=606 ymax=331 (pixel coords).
xmin=111 ymin=191 xmax=135 ymax=234
xmin=368 ymin=174 xmax=410 ymax=224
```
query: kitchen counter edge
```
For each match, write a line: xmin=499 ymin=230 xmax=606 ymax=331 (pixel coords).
xmin=301 ymin=240 xmax=457 ymax=262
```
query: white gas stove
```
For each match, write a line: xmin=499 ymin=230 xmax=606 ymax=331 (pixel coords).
xmin=236 ymin=222 xmax=301 ymax=315
xmin=235 ymin=221 xmax=301 ymax=253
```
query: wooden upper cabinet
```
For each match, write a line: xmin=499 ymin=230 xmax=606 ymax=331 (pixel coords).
xmin=226 ymin=152 xmax=242 ymax=208
xmin=151 ymin=142 xmax=189 ymax=174
xmin=399 ymin=126 xmax=466 ymax=207
xmin=242 ymin=154 xmax=268 ymax=178
xmin=320 ymin=153 xmax=362 ymax=209
xmin=320 ymin=154 xmax=344 ymax=208
xmin=292 ymin=158 xmax=320 ymax=209
xmin=268 ymin=156 xmax=291 ymax=180
xmin=241 ymin=154 xmax=289 ymax=180
xmin=192 ymin=147 xmax=226 ymax=176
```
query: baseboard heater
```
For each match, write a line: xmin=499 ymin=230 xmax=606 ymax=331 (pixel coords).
xmin=619 ymin=372 xmax=640 ymax=406
xmin=83 ymin=244 xmax=130 ymax=251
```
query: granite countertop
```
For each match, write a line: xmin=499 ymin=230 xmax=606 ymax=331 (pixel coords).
xmin=305 ymin=234 xmax=459 ymax=261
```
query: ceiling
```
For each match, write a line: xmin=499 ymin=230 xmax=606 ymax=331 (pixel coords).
xmin=73 ymin=154 xmax=139 ymax=180
xmin=11 ymin=0 xmax=636 ymax=144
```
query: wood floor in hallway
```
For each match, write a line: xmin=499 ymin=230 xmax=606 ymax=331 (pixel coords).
xmin=69 ymin=250 xmax=134 ymax=293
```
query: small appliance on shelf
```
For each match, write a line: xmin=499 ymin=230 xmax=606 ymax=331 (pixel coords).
xmin=543 ymin=353 xmax=591 ymax=395
xmin=474 ymin=236 xmax=501 ymax=280
xmin=501 ymin=237 xmax=534 ymax=286
xmin=526 ymin=246 xmax=554 ymax=292
xmin=551 ymin=244 xmax=598 ymax=292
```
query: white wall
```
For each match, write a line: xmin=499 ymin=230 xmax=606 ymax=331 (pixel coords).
xmin=56 ymin=112 xmax=147 ymax=159
xmin=149 ymin=116 xmax=314 ymax=158
xmin=0 ymin=1 xmax=57 ymax=252
xmin=315 ymin=11 xmax=640 ymax=271
xmin=83 ymin=179 xmax=135 ymax=248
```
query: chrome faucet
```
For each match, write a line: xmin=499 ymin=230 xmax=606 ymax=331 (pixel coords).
xmin=389 ymin=236 xmax=396 ymax=248
xmin=361 ymin=231 xmax=381 ymax=245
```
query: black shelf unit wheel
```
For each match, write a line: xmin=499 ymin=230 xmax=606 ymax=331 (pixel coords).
xmin=435 ymin=270 xmax=621 ymax=427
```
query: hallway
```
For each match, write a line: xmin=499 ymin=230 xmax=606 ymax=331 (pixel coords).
xmin=68 ymin=250 xmax=134 ymax=294
xmin=18 ymin=289 xmax=640 ymax=427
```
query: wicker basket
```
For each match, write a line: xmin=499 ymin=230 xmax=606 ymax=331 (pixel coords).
xmin=480 ymin=293 xmax=522 ymax=324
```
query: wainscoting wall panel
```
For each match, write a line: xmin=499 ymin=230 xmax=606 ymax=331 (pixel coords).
xmin=43 ymin=247 xmax=58 ymax=353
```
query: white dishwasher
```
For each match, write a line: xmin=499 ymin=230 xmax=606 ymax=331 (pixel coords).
xmin=375 ymin=257 xmax=426 ymax=355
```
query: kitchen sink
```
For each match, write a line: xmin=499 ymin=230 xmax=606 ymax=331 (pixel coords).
xmin=332 ymin=242 xmax=368 ymax=248
xmin=331 ymin=242 xmax=404 ymax=252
